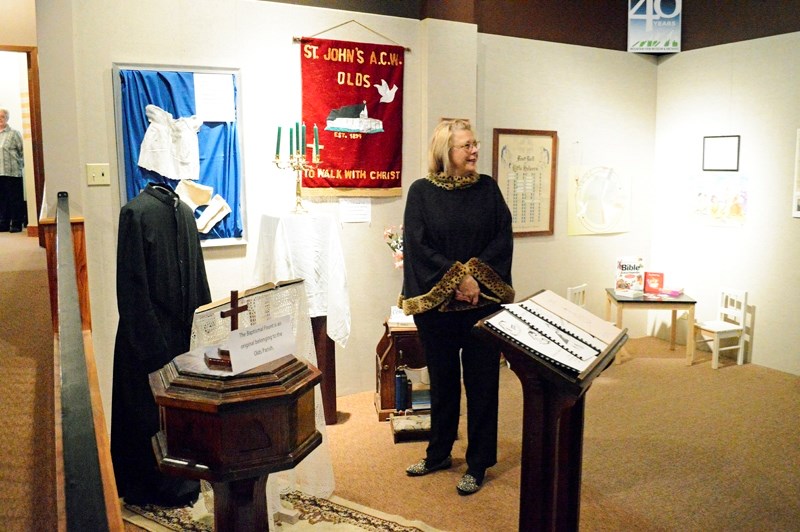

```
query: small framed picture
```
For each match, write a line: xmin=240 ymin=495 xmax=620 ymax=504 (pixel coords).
xmin=703 ymin=135 xmax=740 ymax=171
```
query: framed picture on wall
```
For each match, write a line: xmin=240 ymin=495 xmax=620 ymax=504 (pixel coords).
xmin=492 ymin=129 xmax=558 ymax=236
xmin=112 ymin=63 xmax=245 ymax=246
xmin=703 ymin=135 xmax=740 ymax=171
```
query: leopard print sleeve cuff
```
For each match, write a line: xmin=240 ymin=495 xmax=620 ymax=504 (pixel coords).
xmin=465 ymin=257 xmax=515 ymax=303
xmin=398 ymin=261 xmax=467 ymax=315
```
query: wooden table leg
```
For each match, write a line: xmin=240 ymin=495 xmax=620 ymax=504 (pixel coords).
xmin=669 ymin=310 xmax=677 ymax=350
xmin=311 ymin=316 xmax=337 ymax=425
xmin=609 ymin=298 xmax=625 ymax=365
xmin=685 ymin=305 xmax=696 ymax=366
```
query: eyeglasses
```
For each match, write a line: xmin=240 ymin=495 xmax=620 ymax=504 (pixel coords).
xmin=452 ymin=141 xmax=481 ymax=152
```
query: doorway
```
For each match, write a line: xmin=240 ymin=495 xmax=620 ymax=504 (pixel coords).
xmin=0 ymin=46 xmax=44 ymax=244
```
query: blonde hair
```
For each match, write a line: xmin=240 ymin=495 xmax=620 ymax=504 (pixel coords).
xmin=427 ymin=119 xmax=472 ymax=174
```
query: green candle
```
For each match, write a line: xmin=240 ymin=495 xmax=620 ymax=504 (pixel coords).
xmin=289 ymin=126 xmax=294 ymax=155
xmin=302 ymin=122 xmax=306 ymax=154
xmin=314 ymin=124 xmax=319 ymax=156
xmin=295 ymin=122 xmax=300 ymax=154
xmin=275 ymin=126 xmax=282 ymax=158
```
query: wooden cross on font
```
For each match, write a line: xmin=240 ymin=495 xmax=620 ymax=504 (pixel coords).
xmin=221 ymin=290 xmax=249 ymax=331
xmin=204 ymin=290 xmax=249 ymax=370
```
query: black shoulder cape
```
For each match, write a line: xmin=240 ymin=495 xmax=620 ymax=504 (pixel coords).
xmin=400 ymin=173 xmax=514 ymax=315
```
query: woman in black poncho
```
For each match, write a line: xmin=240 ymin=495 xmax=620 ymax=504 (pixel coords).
xmin=400 ymin=119 xmax=514 ymax=495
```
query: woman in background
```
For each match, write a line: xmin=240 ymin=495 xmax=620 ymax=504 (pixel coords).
xmin=399 ymin=119 xmax=514 ymax=495
xmin=0 ymin=108 xmax=25 ymax=233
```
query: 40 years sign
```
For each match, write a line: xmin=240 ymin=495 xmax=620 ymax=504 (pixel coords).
xmin=628 ymin=0 xmax=682 ymax=53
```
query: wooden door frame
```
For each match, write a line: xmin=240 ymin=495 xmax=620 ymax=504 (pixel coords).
xmin=1 ymin=45 xmax=45 ymax=245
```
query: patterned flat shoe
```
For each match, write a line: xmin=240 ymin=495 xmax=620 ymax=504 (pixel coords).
xmin=406 ymin=455 xmax=452 ymax=476
xmin=456 ymin=473 xmax=482 ymax=495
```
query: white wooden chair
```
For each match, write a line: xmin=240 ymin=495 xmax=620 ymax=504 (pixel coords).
xmin=694 ymin=289 xmax=748 ymax=369
xmin=567 ymin=283 xmax=588 ymax=308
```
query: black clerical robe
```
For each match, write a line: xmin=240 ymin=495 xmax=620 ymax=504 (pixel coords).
xmin=110 ymin=184 xmax=211 ymax=506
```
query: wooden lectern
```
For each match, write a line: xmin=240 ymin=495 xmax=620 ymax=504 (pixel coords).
xmin=149 ymin=351 xmax=321 ymax=531
xmin=473 ymin=290 xmax=627 ymax=532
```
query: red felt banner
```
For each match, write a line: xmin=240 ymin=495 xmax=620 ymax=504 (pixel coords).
xmin=301 ymin=37 xmax=404 ymax=194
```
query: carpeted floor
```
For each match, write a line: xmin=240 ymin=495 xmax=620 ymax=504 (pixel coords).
xmin=0 ymin=232 xmax=55 ymax=532
xmin=326 ymin=336 xmax=800 ymax=532
xmin=4 ymin=229 xmax=799 ymax=531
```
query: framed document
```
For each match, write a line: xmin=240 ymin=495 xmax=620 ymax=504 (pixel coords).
xmin=703 ymin=135 xmax=740 ymax=171
xmin=492 ymin=129 xmax=558 ymax=236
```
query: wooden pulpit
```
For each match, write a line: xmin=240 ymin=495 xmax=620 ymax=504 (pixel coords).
xmin=149 ymin=351 xmax=321 ymax=531
xmin=473 ymin=290 xmax=628 ymax=532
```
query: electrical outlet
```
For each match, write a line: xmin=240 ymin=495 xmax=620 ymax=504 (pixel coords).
xmin=86 ymin=163 xmax=111 ymax=186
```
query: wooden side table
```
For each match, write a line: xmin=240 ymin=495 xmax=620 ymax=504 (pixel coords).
xmin=604 ymin=288 xmax=696 ymax=364
xmin=374 ymin=322 xmax=426 ymax=421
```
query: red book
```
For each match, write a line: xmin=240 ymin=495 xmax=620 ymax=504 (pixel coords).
xmin=644 ymin=272 xmax=664 ymax=294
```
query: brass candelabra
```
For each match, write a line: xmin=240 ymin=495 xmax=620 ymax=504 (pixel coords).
xmin=273 ymin=151 xmax=321 ymax=214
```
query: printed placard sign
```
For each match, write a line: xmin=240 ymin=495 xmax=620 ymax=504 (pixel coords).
xmin=227 ymin=315 xmax=295 ymax=375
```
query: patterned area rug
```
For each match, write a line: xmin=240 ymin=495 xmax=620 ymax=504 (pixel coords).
xmin=122 ymin=490 xmax=443 ymax=531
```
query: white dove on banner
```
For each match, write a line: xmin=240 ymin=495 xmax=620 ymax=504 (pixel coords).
xmin=376 ymin=79 xmax=398 ymax=103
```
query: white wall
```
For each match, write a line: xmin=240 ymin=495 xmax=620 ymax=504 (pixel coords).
xmin=0 ymin=52 xmax=36 ymax=226
xmin=0 ymin=4 xmax=36 ymax=225
xmin=33 ymin=1 xmax=800 ymax=425
xmin=652 ymin=33 xmax=800 ymax=375
xmin=0 ymin=0 xmax=36 ymax=46
xmin=478 ymin=35 xmax=658 ymax=329
xmin=0 ymin=53 xmax=25 ymax=132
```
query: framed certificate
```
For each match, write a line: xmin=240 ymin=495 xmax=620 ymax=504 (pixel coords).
xmin=492 ymin=129 xmax=558 ymax=236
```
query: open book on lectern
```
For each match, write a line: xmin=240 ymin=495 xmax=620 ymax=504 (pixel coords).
xmin=483 ymin=289 xmax=625 ymax=376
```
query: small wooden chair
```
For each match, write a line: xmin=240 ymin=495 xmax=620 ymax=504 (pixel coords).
xmin=567 ymin=283 xmax=588 ymax=308
xmin=694 ymin=289 xmax=748 ymax=369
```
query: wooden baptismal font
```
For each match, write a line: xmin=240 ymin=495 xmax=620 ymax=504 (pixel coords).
xmin=149 ymin=349 xmax=321 ymax=531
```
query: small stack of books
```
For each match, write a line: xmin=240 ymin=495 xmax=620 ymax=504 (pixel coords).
xmin=411 ymin=388 xmax=430 ymax=411
xmin=643 ymin=271 xmax=683 ymax=299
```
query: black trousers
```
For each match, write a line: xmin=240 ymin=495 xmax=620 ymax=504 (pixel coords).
xmin=414 ymin=304 xmax=501 ymax=473
xmin=0 ymin=175 xmax=24 ymax=227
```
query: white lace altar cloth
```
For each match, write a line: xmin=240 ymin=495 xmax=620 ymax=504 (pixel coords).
xmin=189 ymin=279 xmax=334 ymax=528
xmin=254 ymin=212 xmax=351 ymax=347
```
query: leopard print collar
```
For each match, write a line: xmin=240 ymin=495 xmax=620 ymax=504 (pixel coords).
xmin=426 ymin=171 xmax=480 ymax=190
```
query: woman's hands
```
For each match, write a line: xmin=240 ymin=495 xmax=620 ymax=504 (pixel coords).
xmin=455 ymin=274 xmax=480 ymax=305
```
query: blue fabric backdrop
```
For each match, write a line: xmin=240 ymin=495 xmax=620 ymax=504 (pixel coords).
xmin=119 ymin=69 xmax=243 ymax=240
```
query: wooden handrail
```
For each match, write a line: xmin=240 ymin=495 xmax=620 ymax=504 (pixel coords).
xmin=41 ymin=213 xmax=91 ymax=332
xmin=48 ymin=192 xmax=123 ymax=531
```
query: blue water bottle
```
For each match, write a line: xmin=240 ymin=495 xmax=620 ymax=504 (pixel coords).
xmin=395 ymin=366 xmax=407 ymax=412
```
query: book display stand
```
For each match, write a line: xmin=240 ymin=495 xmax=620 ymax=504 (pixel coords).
xmin=374 ymin=321 xmax=426 ymax=421
xmin=475 ymin=290 xmax=628 ymax=532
